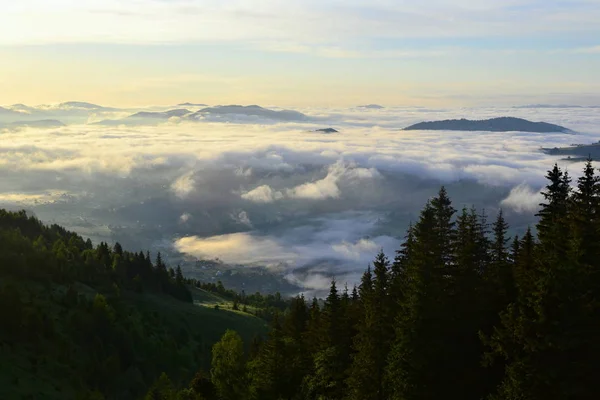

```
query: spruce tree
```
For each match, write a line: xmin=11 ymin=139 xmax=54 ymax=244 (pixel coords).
xmin=386 ymin=201 xmax=447 ymax=399
xmin=303 ymin=280 xmax=346 ymax=399
xmin=390 ymin=224 xmax=414 ymax=311
xmin=248 ymin=314 xmax=290 ymax=400
xmin=571 ymin=157 xmax=600 ymax=269
xmin=488 ymin=164 xmax=599 ymax=399
xmin=348 ymin=251 xmax=393 ymax=400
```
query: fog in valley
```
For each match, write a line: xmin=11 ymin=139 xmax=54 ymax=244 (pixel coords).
xmin=2 ymin=102 xmax=599 ymax=295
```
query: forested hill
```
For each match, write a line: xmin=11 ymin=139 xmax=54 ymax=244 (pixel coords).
xmin=0 ymin=210 xmax=270 ymax=399
xmin=403 ymin=116 xmax=570 ymax=132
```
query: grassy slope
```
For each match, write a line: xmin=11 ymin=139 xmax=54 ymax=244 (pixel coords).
xmin=131 ymin=286 xmax=267 ymax=360
xmin=0 ymin=282 xmax=266 ymax=400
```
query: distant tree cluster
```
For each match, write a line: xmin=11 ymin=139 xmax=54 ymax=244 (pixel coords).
xmin=0 ymin=209 xmax=192 ymax=303
xmin=194 ymin=159 xmax=600 ymax=400
xmin=193 ymin=280 xmax=288 ymax=321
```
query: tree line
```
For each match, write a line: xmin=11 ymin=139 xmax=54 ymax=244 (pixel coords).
xmin=189 ymin=159 xmax=600 ymax=400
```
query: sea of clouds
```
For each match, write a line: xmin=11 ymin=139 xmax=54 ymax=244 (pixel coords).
xmin=1 ymin=103 xmax=599 ymax=293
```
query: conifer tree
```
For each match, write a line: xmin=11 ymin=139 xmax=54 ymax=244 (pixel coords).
xmin=305 ymin=297 xmax=322 ymax=355
xmin=571 ymin=157 xmax=600 ymax=269
xmin=390 ymin=224 xmax=414 ymax=311
xmin=431 ymin=186 xmax=456 ymax=267
xmin=488 ymin=164 xmax=599 ymax=399
xmin=248 ymin=314 xmax=290 ymax=400
xmin=303 ymin=280 xmax=346 ymax=399
xmin=347 ymin=251 xmax=392 ymax=400
xmin=386 ymin=201 xmax=445 ymax=399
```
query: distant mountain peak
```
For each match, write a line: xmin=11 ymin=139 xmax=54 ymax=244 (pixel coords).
xmin=315 ymin=128 xmax=339 ymax=133
xmin=358 ymin=104 xmax=385 ymax=109
xmin=190 ymin=104 xmax=308 ymax=122
xmin=128 ymin=109 xmax=191 ymax=119
xmin=403 ymin=117 xmax=570 ymax=133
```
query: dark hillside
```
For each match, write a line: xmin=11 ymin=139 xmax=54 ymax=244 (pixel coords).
xmin=0 ymin=210 xmax=266 ymax=399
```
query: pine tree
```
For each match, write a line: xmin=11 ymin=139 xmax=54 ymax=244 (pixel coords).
xmin=175 ymin=265 xmax=184 ymax=285
xmin=248 ymin=314 xmax=290 ymax=400
xmin=536 ymin=164 xmax=572 ymax=258
xmin=303 ymin=280 xmax=346 ymax=399
xmin=447 ymin=207 xmax=492 ymax=399
xmin=488 ymin=164 xmax=600 ymax=399
xmin=390 ymin=224 xmax=414 ymax=311
xmin=305 ymin=297 xmax=322 ymax=355
xmin=347 ymin=251 xmax=392 ymax=400
xmin=339 ymin=284 xmax=355 ymax=373
xmin=571 ymin=157 xmax=600 ymax=269
xmin=431 ymin=186 xmax=456 ymax=268
xmin=386 ymin=201 xmax=446 ymax=399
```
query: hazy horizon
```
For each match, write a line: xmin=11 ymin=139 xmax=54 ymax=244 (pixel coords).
xmin=2 ymin=0 xmax=600 ymax=107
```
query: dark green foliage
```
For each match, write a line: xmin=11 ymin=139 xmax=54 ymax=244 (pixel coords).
xmin=486 ymin=163 xmax=600 ymax=400
xmin=347 ymin=251 xmax=392 ymax=400
xmin=210 ymin=330 xmax=247 ymax=400
xmin=0 ymin=210 xmax=265 ymax=400
xmin=235 ymin=161 xmax=600 ymax=400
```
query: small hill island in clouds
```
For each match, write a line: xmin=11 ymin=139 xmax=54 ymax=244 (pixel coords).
xmin=189 ymin=105 xmax=309 ymax=121
xmin=314 ymin=128 xmax=339 ymax=133
xmin=542 ymin=142 xmax=600 ymax=161
xmin=128 ymin=109 xmax=192 ymax=119
xmin=403 ymin=117 xmax=571 ymax=133
xmin=358 ymin=104 xmax=385 ymax=109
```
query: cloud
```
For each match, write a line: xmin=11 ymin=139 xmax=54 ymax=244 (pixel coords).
xmin=287 ymin=172 xmax=340 ymax=200
xmin=232 ymin=210 xmax=253 ymax=228
xmin=241 ymin=185 xmax=284 ymax=203
xmin=0 ymin=190 xmax=73 ymax=205
xmin=241 ymin=161 xmax=381 ymax=202
xmin=173 ymin=212 xmax=399 ymax=280
xmin=174 ymin=232 xmax=298 ymax=267
xmin=171 ymin=171 xmax=195 ymax=199
xmin=332 ymin=238 xmax=380 ymax=260
xmin=287 ymin=161 xmax=380 ymax=199
xmin=501 ymin=183 xmax=544 ymax=213
xmin=2 ymin=104 xmax=600 ymax=290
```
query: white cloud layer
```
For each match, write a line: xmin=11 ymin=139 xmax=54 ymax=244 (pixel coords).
xmin=2 ymin=104 xmax=600 ymax=290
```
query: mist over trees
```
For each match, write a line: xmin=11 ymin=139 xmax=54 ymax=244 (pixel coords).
xmin=197 ymin=159 xmax=600 ymax=400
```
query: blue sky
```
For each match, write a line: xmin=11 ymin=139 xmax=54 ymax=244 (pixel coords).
xmin=1 ymin=0 xmax=599 ymax=106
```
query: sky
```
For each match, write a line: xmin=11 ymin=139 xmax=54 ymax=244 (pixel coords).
xmin=2 ymin=0 xmax=600 ymax=107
